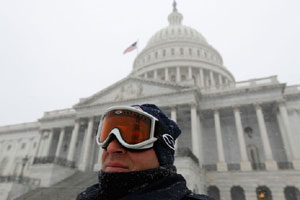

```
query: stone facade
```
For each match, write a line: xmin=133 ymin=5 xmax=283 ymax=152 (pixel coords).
xmin=1 ymin=3 xmax=300 ymax=200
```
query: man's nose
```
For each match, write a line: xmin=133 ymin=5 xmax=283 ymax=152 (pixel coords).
xmin=106 ymin=139 xmax=126 ymax=154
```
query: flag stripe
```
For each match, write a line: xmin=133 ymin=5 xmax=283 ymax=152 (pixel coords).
xmin=123 ymin=41 xmax=137 ymax=54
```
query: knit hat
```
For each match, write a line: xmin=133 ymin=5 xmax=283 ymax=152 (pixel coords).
xmin=134 ymin=104 xmax=181 ymax=166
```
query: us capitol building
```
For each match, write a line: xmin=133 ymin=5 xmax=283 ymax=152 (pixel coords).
xmin=0 ymin=2 xmax=299 ymax=200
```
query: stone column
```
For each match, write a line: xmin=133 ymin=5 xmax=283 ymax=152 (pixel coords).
xmin=55 ymin=127 xmax=65 ymax=159
xmin=209 ymin=71 xmax=216 ymax=87
xmin=36 ymin=131 xmax=45 ymax=158
xmin=154 ymin=70 xmax=158 ymax=79
xmin=176 ymin=67 xmax=181 ymax=82
xmin=199 ymin=69 xmax=204 ymax=87
xmin=165 ymin=68 xmax=169 ymax=81
xmin=79 ymin=117 xmax=94 ymax=171
xmin=233 ymin=106 xmax=252 ymax=171
xmin=171 ymin=106 xmax=178 ymax=151
xmin=188 ymin=67 xmax=192 ymax=79
xmin=94 ymin=147 xmax=104 ymax=171
xmin=43 ymin=129 xmax=54 ymax=158
xmin=276 ymin=113 xmax=292 ymax=161
xmin=67 ymin=120 xmax=80 ymax=166
xmin=218 ymin=74 xmax=223 ymax=86
xmin=9 ymin=140 xmax=20 ymax=176
xmin=254 ymin=103 xmax=278 ymax=170
xmin=214 ymin=109 xmax=228 ymax=171
xmin=191 ymin=104 xmax=201 ymax=161
xmin=278 ymin=102 xmax=300 ymax=169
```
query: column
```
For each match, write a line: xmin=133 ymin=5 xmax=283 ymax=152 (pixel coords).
xmin=36 ymin=131 xmax=45 ymax=158
xmin=165 ymin=68 xmax=169 ymax=81
xmin=9 ymin=140 xmax=20 ymax=176
xmin=278 ymin=102 xmax=300 ymax=169
xmin=43 ymin=129 xmax=54 ymax=158
xmin=254 ymin=103 xmax=278 ymax=170
xmin=214 ymin=109 xmax=227 ymax=171
xmin=79 ymin=117 xmax=94 ymax=171
xmin=55 ymin=128 xmax=65 ymax=159
xmin=218 ymin=74 xmax=223 ymax=86
xmin=209 ymin=71 xmax=216 ymax=87
xmin=154 ymin=70 xmax=158 ymax=79
xmin=170 ymin=106 xmax=178 ymax=151
xmin=276 ymin=113 xmax=292 ymax=161
xmin=67 ymin=120 xmax=80 ymax=167
xmin=233 ymin=106 xmax=252 ymax=171
xmin=199 ymin=69 xmax=204 ymax=87
xmin=188 ymin=67 xmax=192 ymax=79
xmin=176 ymin=67 xmax=181 ymax=82
xmin=191 ymin=104 xmax=201 ymax=162
xmin=93 ymin=147 xmax=104 ymax=171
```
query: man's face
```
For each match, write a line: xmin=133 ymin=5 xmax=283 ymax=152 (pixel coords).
xmin=102 ymin=139 xmax=160 ymax=172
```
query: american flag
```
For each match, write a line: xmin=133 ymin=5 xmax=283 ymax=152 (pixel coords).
xmin=123 ymin=41 xmax=138 ymax=54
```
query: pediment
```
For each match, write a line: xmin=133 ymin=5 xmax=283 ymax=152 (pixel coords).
xmin=75 ymin=76 xmax=187 ymax=107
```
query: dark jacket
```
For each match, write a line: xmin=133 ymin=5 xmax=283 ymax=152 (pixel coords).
xmin=76 ymin=172 xmax=212 ymax=200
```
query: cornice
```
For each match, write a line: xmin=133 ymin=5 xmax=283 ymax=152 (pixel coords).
xmin=74 ymin=76 xmax=189 ymax=108
xmin=75 ymin=87 xmax=199 ymax=111
xmin=0 ymin=122 xmax=40 ymax=134
xmin=201 ymin=82 xmax=285 ymax=98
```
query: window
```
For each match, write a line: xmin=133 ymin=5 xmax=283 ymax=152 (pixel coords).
xmin=171 ymin=48 xmax=175 ymax=55
xmin=284 ymin=186 xmax=300 ymax=200
xmin=231 ymin=186 xmax=246 ymax=200
xmin=256 ymin=186 xmax=272 ymax=200
xmin=21 ymin=143 xmax=26 ymax=149
xmin=180 ymin=48 xmax=184 ymax=55
xmin=207 ymin=186 xmax=220 ymax=200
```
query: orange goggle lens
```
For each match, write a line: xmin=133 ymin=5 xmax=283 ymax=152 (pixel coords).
xmin=99 ymin=110 xmax=152 ymax=144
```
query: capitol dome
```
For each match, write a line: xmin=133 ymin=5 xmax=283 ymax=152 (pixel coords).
xmin=131 ymin=2 xmax=235 ymax=88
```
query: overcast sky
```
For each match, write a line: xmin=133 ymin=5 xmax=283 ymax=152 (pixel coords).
xmin=1 ymin=0 xmax=299 ymax=126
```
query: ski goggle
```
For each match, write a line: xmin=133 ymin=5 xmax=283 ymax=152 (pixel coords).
xmin=96 ymin=106 xmax=158 ymax=150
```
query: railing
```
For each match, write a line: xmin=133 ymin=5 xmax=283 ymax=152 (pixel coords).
xmin=201 ymin=76 xmax=279 ymax=93
xmin=277 ymin=162 xmax=293 ymax=170
xmin=227 ymin=163 xmax=240 ymax=171
xmin=251 ymin=162 xmax=266 ymax=170
xmin=33 ymin=156 xmax=76 ymax=168
xmin=203 ymin=164 xmax=217 ymax=172
xmin=43 ymin=108 xmax=75 ymax=116
xmin=0 ymin=176 xmax=40 ymax=186
xmin=33 ymin=156 xmax=55 ymax=164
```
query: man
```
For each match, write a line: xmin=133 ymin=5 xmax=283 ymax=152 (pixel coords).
xmin=76 ymin=104 xmax=212 ymax=200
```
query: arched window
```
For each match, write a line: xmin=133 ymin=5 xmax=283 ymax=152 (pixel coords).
xmin=207 ymin=186 xmax=220 ymax=200
xmin=180 ymin=48 xmax=184 ymax=55
xmin=231 ymin=186 xmax=246 ymax=200
xmin=171 ymin=48 xmax=175 ymax=55
xmin=189 ymin=48 xmax=193 ymax=56
xmin=256 ymin=186 xmax=272 ymax=200
xmin=284 ymin=186 xmax=300 ymax=200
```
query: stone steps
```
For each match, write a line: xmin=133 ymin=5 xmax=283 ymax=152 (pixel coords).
xmin=15 ymin=171 xmax=98 ymax=200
